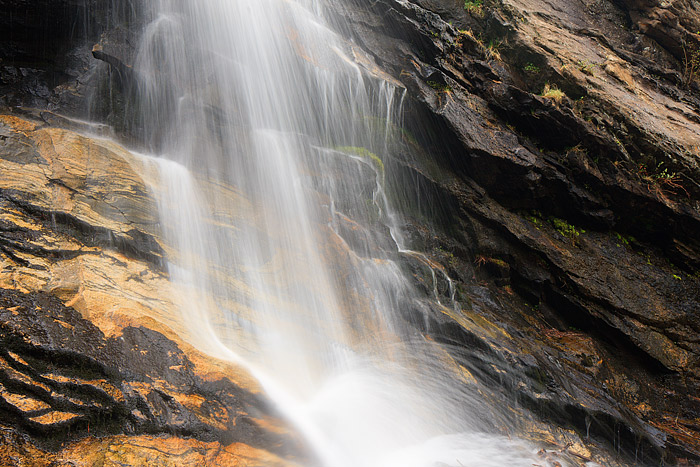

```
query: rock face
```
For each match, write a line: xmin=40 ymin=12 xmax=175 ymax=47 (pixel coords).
xmin=324 ymin=0 xmax=700 ymax=463
xmin=1 ymin=0 xmax=93 ymax=112
xmin=0 ymin=288 xmax=299 ymax=466
xmin=0 ymin=114 xmax=307 ymax=466
xmin=0 ymin=0 xmax=700 ymax=466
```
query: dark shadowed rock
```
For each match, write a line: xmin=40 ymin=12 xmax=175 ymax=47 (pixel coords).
xmin=0 ymin=287 xmax=307 ymax=465
xmin=0 ymin=0 xmax=699 ymax=465
xmin=325 ymin=0 xmax=700 ymax=463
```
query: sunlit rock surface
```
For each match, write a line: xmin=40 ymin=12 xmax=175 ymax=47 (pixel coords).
xmin=0 ymin=0 xmax=699 ymax=465
xmin=0 ymin=115 xmax=306 ymax=466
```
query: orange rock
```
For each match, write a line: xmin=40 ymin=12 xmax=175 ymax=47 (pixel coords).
xmin=0 ymin=115 xmax=305 ymax=466
xmin=30 ymin=411 xmax=83 ymax=425
xmin=0 ymin=383 xmax=51 ymax=412
xmin=56 ymin=435 xmax=302 ymax=467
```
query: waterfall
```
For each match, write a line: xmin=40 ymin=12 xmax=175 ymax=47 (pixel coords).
xmin=127 ymin=0 xmax=553 ymax=465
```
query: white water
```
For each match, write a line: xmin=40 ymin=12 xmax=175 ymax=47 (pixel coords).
xmin=128 ymin=0 xmax=558 ymax=465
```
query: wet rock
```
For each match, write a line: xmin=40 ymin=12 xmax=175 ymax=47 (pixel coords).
xmin=0 ymin=287 xmax=305 ymax=465
xmin=1 ymin=0 xmax=92 ymax=112
xmin=0 ymin=0 xmax=144 ymax=123
xmin=1 ymin=0 xmax=700 ymax=465
xmin=0 ymin=114 xmax=163 ymax=265
xmin=326 ymin=0 xmax=700 ymax=463
xmin=0 ymin=114 xmax=313 ymax=464
xmin=621 ymin=0 xmax=700 ymax=62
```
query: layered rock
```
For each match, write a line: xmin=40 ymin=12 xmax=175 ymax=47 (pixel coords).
xmin=325 ymin=0 xmax=700 ymax=463
xmin=0 ymin=114 xmax=307 ymax=466
xmin=0 ymin=288 xmax=300 ymax=467
xmin=1 ymin=0 xmax=700 ymax=465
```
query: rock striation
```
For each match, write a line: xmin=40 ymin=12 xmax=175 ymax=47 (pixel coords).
xmin=0 ymin=0 xmax=699 ymax=466
xmin=0 ymin=114 xmax=307 ymax=466
xmin=325 ymin=0 xmax=700 ymax=463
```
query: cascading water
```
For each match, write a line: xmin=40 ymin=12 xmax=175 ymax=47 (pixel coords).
xmin=124 ymin=0 xmax=562 ymax=465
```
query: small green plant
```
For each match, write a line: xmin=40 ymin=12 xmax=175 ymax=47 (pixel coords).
xmin=456 ymin=29 xmax=503 ymax=61
xmin=335 ymin=146 xmax=385 ymax=174
xmin=614 ymin=232 xmax=628 ymax=246
xmin=637 ymin=162 xmax=689 ymax=198
xmin=550 ymin=217 xmax=585 ymax=242
xmin=525 ymin=210 xmax=544 ymax=228
xmin=524 ymin=62 xmax=540 ymax=74
xmin=464 ymin=0 xmax=484 ymax=16
xmin=484 ymin=39 xmax=502 ymax=61
xmin=457 ymin=28 xmax=474 ymax=38
xmin=470 ymin=35 xmax=502 ymax=61
xmin=427 ymin=80 xmax=452 ymax=93
xmin=672 ymin=274 xmax=682 ymax=281
xmin=541 ymin=83 xmax=566 ymax=104
xmin=613 ymin=232 xmax=636 ymax=247
xmin=437 ymin=246 xmax=458 ymax=268
xmin=577 ymin=60 xmax=596 ymax=75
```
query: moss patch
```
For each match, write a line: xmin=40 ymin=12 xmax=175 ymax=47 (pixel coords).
xmin=334 ymin=146 xmax=385 ymax=174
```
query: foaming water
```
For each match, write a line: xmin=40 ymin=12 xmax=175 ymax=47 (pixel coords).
xmin=126 ymin=0 xmax=556 ymax=465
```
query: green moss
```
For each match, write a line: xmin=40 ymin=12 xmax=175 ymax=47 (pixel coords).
xmin=550 ymin=217 xmax=585 ymax=241
xmin=334 ymin=146 xmax=385 ymax=174
xmin=489 ymin=258 xmax=508 ymax=268
xmin=524 ymin=62 xmax=540 ymax=74
xmin=400 ymin=127 xmax=419 ymax=147
xmin=427 ymin=80 xmax=452 ymax=93
xmin=464 ymin=0 xmax=484 ymax=15
xmin=525 ymin=210 xmax=544 ymax=228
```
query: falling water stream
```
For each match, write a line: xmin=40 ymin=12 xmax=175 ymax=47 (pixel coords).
xmin=124 ymin=0 xmax=559 ymax=465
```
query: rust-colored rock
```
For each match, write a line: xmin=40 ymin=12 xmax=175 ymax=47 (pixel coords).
xmin=0 ymin=430 xmax=299 ymax=467
xmin=0 ymin=286 xmax=306 ymax=466
xmin=1 ymin=0 xmax=700 ymax=465
xmin=0 ymin=115 xmax=308 ymax=466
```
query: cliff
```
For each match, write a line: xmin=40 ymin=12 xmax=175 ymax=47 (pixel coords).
xmin=330 ymin=0 xmax=700 ymax=463
xmin=0 ymin=0 xmax=699 ymax=465
xmin=0 ymin=114 xmax=307 ymax=466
